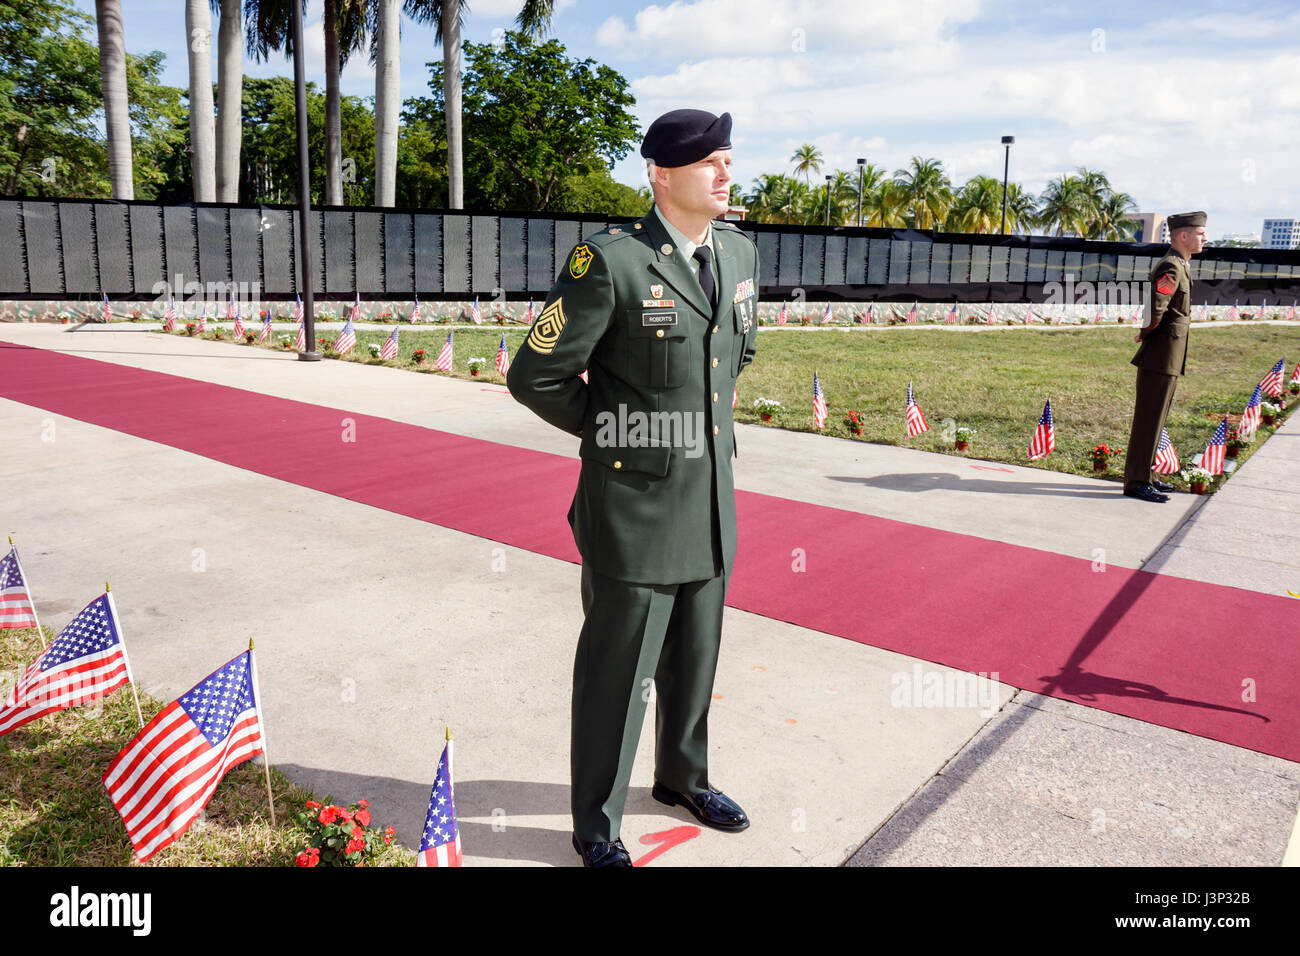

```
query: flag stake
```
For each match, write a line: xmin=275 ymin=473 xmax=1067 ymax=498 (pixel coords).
xmin=105 ymin=584 xmax=145 ymax=728
xmin=8 ymin=535 xmax=48 ymax=648
xmin=249 ymin=638 xmax=276 ymax=825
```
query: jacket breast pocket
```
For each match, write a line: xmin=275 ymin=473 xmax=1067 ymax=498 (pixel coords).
xmin=625 ymin=310 xmax=691 ymax=389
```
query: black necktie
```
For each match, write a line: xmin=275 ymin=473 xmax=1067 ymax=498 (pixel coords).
xmin=692 ymin=245 xmax=715 ymax=310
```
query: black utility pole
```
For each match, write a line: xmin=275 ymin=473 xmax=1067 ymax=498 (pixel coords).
xmin=292 ymin=0 xmax=320 ymax=361
xmin=825 ymin=175 xmax=834 ymax=226
xmin=999 ymin=135 xmax=1015 ymax=236
xmin=856 ymin=158 xmax=865 ymax=227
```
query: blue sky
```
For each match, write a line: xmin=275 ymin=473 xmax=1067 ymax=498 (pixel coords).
xmin=76 ymin=0 xmax=1300 ymax=236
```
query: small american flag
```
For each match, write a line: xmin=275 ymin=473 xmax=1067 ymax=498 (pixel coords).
xmin=812 ymin=372 xmax=827 ymax=429
xmin=409 ymin=296 xmax=422 ymax=324
xmin=470 ymin=296 xmax=482 ymax=325
xmin=103 ymin=649 xmax=264 ymax=863
xmin=0 ymin=592 xmax=133 ymax=737
xmin=0 ymin=546 xmax=39 ymax=629
xmin=732 ymin=384 xmax=738 ymax=409
xmin=867 ymin=303 xmax=876 ymax=324
xmin=196 ymin=309 xmax=206 ymax=333
xmin=231 ymin=302 xmax=245 ymax=339
xmin=294 ymin=294 xmax=304 ymax=324
xmin=946 ymin=303 xmax=959 ymax=325
xmin=163 ymin=296 xmax=177 ymax=333
xmin=434 ymin=332 xmax=454 ymax=371
xmin=1228 ymin=299 xmax=1240 ymax=321
xmin=380 ymin=326 xmax=400 ymax=360
xmin=1202 ymin=416 xmax=1228 ymax=475
xmin=294 ymin=317 xmax=305 ymax=352
xmin=986 ymin=303 xmax=996 ymax=325
xmin=905 ymin=382 xmax=929 ymax=438
xmin=906 ymin=302 xmax=918 ymax=324
xmin=1027 ymin=398 xmax=1055 ymax=460
xmin=1238 ymin=383 xmax=1263 ymax=438
xmin=258 ymin=312 xmax=272 ymax=342
xmin=1095 ymin=303 xmax=1104 ymax=324
xmin=777 ymin=302 xmax=787 ymax=326
xmin=1287 ymin=300 xmax=1297 ymax=321
xmin=495 ymin=334 xmax=510 ymax=376
xmin=417 ymin=735 xmax=462 ymax=867
xmin=102 ymin=293 xmax=112 ymax=324
xmin=525 ymin=301 xmax=535 ymax=325
xmin=1153 ymin=427 xmax=1180 ymax=474
xmin=335 ymin=296 xmax=358 ymax=355
xmin=1260 ymin=358 xmax=1286 ymax=397
xmin=1200 ymin=302 xmax=1208 ymax=322
xmin=822 ymin=301 xmax=832 ymax=324
xmin=1024 ymin=306 xmax=1035 ymax=324
xmin=1292 ymin=360 xmax=1300 ymax=386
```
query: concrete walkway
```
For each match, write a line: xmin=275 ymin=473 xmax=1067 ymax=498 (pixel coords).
xmin=2 ymin=322 xmax=1297 ymax=866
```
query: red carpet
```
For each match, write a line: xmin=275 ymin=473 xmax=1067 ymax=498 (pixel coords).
xmin=3 ymin=339 xmax=1297 ymax=761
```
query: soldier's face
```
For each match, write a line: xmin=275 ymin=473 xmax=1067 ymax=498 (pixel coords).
xmin=662 ymin=150 xmax=733 ymax=217
xmin=1175 ymin=226 xmax=1207 ymax=254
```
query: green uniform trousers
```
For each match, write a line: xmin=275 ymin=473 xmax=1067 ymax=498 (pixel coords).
xmin=1124 ymin=368 xmax=1179 ymax=489
xmin=571 ymin=564 xmax=728 ymax=842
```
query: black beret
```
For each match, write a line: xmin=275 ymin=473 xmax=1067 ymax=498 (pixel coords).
xmin=640 ymin=109 xmax=732 ymax=168
xmin=1167 ymin=211 xmax=1207 ymax=229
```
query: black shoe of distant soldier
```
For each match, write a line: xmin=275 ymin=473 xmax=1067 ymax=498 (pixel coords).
xmin=1123 ymin=483 xmax=1169 ymax=503
xmin=572 ymin=833 xmax=633 ymax=867
xmin=1151 ymin=479 xmax=1175 ymax=493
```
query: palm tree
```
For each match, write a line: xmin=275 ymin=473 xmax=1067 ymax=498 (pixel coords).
xmin=215 ymin=0 xmax=242 ymax=202
xmin=861 ymin=180 xmax=909 ymax=228
xmin=1092 ymin=191 xmax=1139 ymax=240
xmin=826 ymin=170 xmax=859 ymax=225
xmin=1005 ymin=183 xmax=1037 ymax=234
xmin=790 ymin=143 xmax=823 ymax=189
xmin=185 ymin=0 xmax=216 ymax=201
xmin=95 ymin=0 xmax=133 ymax=199
xmin=893 ymin=157 xmax=953 ymax=229
xmin=374 ymin=0 xmax=401 ymax=206
xmin=1038 ymin=174 xmax=1090 ymax=237
xmin=947 ymin=175 xmax=1002 ymax=233
xmin=406 ymin=1 xmax=556 ymax=210
xmin=852 ymin=162 xmax=885 ymax=225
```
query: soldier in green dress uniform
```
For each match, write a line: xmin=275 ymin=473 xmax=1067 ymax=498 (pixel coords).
xmin=506 ymin=109 xmax=760 ymax=867
xmin=1123 ymin=211 xmax=1207 ymax=502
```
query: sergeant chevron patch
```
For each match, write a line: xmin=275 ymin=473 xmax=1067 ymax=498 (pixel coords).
xmin=526 ymin=298 xmax=567 ymax=355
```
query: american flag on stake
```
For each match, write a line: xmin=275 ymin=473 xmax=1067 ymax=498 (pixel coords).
xmin=1200 ymin=302 xmax=1208 ymax=322
xmin=812 ymin=372 xmax=827 ymax=430
xmin=905 ymin=382 xmax=929 ymax=438
xmin=1024 ymin=305 xmax=1035 ymax=324
xmin=732 ymin=384 xmax=738 ymax=409
xmin=1292 ymin=360 xmax=1300 ymax=386
xmin=294 ymin=295 xmax=306 ymax=350
xmin=335 ymin=296 xmax=358 ymax=355
xmin=946 ymin=303 xmax=959 ymax=325
xmin=906 ymin=302 xmax=918 ymax=324
xmin=470 ymin=295 xmax=481 ymax=325
xmin=102 ymin=293 xmax=112 ymax=324
xmin=0 ymin=590 xmax=140 ymax=737
xmin=1228 ymin=299 xmax=1240 ymax=322
xmin=495 ymin=334 xmax=510 ymax=376
xmin=986 ymin=303 xmax=996 ymax=325
xmin=230 ymin=300 xmax=245 ymax=339
xmin=417 ymin=729 xmax=462 ymax=866
xmin=380 ymin=326 xmax=400 ymax=361
xmin=103 ymin=647 xmax=266 ymax=863
xmin=258 ymin=310 xmax=272 ymax=343
xmin=1288 ymin=300 xmax=1297 ymax=321
xmin=1 ymin=542 xmax=41 ymax=632
xmin=822 ymin=301 xmax=833 ymax=324
xmin=525 ymin=301 xmax=535 ymax=325
xmin=1238 ymin=383 xmax=1263 ymax=438
xmin=1027 ymin=398 xmax=1055 ymax=460
xmin=434 ymin=332 xmax=454 ymax=371
xmin=1260 ymin=358 xmax=1286 ymax=397
xmin=409 ymin=295 xmax=422 ymax=324
xmin=867 ymin=303 xmax=876 ymax=325
xmin=196 ymin=308 xmax=206 ymax=334
xmin=1153 ymin=427 xmax=1180 ymax=474
xmin=777 ymin=302 xmax=788 ymax=326
xmin=1095 ymin=302 xmax=1104 ymax=324
xmin=163 ymin=295 xmax=177 ymax=333
xmin=1201 ymin=416 xmax=1228 ymax=475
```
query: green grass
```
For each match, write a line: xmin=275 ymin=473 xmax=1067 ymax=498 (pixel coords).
xmin=170 ymin=321 xmax=1300 ymax=487
xmin=0 ymin=627 xmax=412 ymax=867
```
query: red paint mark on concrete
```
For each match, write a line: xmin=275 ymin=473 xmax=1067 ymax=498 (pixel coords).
xmin=969 ymin=464 xmax=1015 ymax=473
xmin=633 ymin=825 xmax=700 ymax=867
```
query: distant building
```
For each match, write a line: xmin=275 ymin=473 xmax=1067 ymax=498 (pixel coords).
xmin=723 ymin=205 xmax=747 ymax=222
xmin=1219 ymin=232 xmax=1260 ymax=245
xmin=1131 ymin=212 xmax=1164 ymax=244
xmin=1262 ymin=218 xmax=1299 ymax=249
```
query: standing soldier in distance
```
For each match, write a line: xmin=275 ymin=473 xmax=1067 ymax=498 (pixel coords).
xmin=1124 ymin=211 xmax=1207 ymax=502
xmin=507 ymin=109 xmax=759 ymax=867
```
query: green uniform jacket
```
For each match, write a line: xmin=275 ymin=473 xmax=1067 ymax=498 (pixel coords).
xmin=1132 ymin=252 xmax=1192 ymax=377
xmin=506 ymin=206 xmax=760 ymax=585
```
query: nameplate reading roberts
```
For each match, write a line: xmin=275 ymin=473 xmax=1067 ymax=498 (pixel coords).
xmin=642 ymin=311 xmax=678 ymax=326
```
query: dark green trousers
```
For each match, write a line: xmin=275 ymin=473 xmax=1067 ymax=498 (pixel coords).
xmin=1124 ymin=368 xmax=1179 ymax=489
xmin=571 ymin=564 xmax=728 ymax=842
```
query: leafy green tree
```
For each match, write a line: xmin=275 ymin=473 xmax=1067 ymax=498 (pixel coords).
xmin=1038 ymin=174 xmax=1090 ymax=237
xmin=947 ymin=175 xmax=1003 ymax=233
xmin=790 ymin=143 xmax=823 ymax=189
xmin=893 ymin=156 xmax=952 ymax=229
xmin=862 ymin=179 xmax=909 ymax=227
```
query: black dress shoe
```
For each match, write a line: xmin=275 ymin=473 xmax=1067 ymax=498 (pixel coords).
xmin=572 ymin=833 xmax=632 ymax=867
xmin=1123 ymin=483 xmax=1169 ymax=503
xmin=1151 ymin=479 xmax=1175 ymax=493
xmin=651 ymin=781 xmax=750 ymax=832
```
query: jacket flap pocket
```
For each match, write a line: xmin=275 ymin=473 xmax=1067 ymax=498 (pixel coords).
xmin=581 ymin=430 xmax=672 ymax=476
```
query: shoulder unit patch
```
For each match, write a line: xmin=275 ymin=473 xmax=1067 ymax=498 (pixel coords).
xmin=525 ymin=298 xmax=567 ymax=355
xmin=569 ymin=244 xmax=594 ymax=279
xmin=1156 ymin=273 xmax=1177 ymax=296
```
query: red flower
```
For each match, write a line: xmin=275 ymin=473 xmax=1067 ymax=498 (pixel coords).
xmin=305 ymin=801 xmax=321 ymax=810
xmin=318 ymin=806 xmax=339 ymax=825
xmin=351 ymin=825 xmax=364 ymax=839
xmin=356 ymin=799 xmax=369 ymax=808
xmin=338 ymin=808 xmax=354 ymax=823
xmin=345 ymin=838 xmax=366 ymax=855
xmin=296 ymin=849 xmax=320 ymax=867
xmin=384 ymin=826 xmax=395 ymax=845
xmin=355 ymin=808 xmax=371 ymax=827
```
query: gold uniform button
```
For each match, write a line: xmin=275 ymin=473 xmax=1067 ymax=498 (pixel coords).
xmin=713 ymin=425 xmax=720 ymax=435
xmin=712 ymin=357 xmax=719 ymax=368
xmin=613 ymin=460 xmax=622 ymax=470
xmin=661 ymin=243 xmax=673 ymax=255
xmin=634 ymin=223 xmax=642 ymax=230
xmin=655 ymin=329 xmax=664 ymax=338
xmin=712 ymin=392 xmax=719 ymax=403
xmin=712 ymin=325 xmax=718 ymax=334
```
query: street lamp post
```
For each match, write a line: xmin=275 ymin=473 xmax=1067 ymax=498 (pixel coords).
xmin=825 ymin=174 xmax=834 ymax=226
xmin=999 ymin=135 xmax=1015 ymax=236
xmin=856 ymin=158 xmax=865 ymax=227
xmin=291 ymin=0 xmax=320 ymax=361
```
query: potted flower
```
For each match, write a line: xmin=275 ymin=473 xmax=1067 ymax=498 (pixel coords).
xmin=1289 ymin=380 xmax=1299 ymax=397
xmin=294 ymin=798 xmax=395 ymax=868
xmin=277 ymin=334 xmax=292 ymax=349
xmin=130 ymin=308 xmax=143 ymax=322
xmin=798 ymin=315 xmax=811 ymax=326
xmin=212 ymin=328 xmax=224 ymax=340
xmin=1260 ymin=401 xmax=1278 ymax=426
xmin=319 ymin=337 xmax=335 ymax=354
xmin=1226 ymin=429 xmax=1248 ymax=458
xmin=367 ymin=342 xmax=382 ymax=359
xmin=467 ymin=356 xmax=487 ymax=376
xmin=752 ymin=397 xmax=782 ymax=422
xmin=494 ymin=312 xmax=507 ymax=325
xmin=245 ymin=331 xmax=258 ymax=344
xmin=1184 ymin=466 xmax=1212 ymax=495
xmin=413 ymin=348 xmax=427 ymax=364
xmin=185 ymin=321 xmax=197 ymax=336
xmin=1089 ymin=443 xmax=1123 ymax=471
xmin=843 ymin=410 xmax=864 ymax=436
xmin=955 ymin=426 xmax=976 ymax=451
xmin=57 ymin=310 xmax=71 ymax=325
